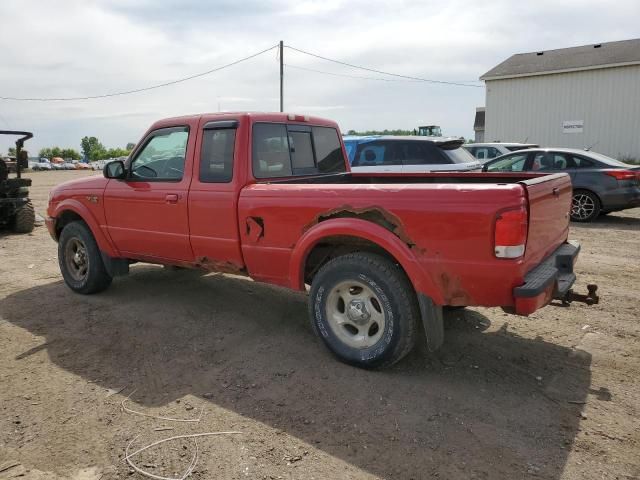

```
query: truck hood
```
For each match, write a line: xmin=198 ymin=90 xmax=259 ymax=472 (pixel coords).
xmin=53 ymin=174 xmax=108 ymax=192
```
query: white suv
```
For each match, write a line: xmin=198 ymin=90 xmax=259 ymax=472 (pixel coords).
xmin=345 ymin=136 xmax=481 ymax=173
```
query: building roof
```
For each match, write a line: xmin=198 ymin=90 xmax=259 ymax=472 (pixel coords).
xmin=481 ymin=38 xmax=640 ymax=80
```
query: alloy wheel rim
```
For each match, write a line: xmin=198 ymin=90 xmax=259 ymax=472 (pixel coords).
xmin=65 ymin=237 xmax=89 ymax=281
xmin=325 ymin=279 xmax=386 ymax=349
xmin=571 ymin=194 xmax=595 ymax=220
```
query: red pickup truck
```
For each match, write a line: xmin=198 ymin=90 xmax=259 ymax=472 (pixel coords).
xmin=47 ymin=112 xmax=585 ymax=368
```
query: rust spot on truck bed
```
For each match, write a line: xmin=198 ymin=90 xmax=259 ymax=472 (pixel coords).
xmin=305 ymin=205 xmax=417 ymax=248
xmin=439 ymin=272 xmax=471 ymax=305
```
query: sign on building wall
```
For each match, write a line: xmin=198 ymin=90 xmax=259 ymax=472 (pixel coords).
xmin=563 ymin=120 xmax=584 ymax=133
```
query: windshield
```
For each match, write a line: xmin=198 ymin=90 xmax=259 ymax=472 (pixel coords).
xmin=442 ymin=146 xmax=479 ymax=164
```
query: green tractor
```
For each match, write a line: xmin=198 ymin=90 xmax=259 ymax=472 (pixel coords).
xmin=0 ymin=131 xmax=35 ymax=233
xmin=416 ymin=125 xmax=442 ymax=137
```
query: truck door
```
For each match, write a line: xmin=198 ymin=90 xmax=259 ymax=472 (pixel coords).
xmin=187 ymin=119 xmax=244 ymax=270
xmin=103 ymin=126 xmax=194 ymax=261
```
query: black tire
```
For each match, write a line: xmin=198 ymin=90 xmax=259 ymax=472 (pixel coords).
xmin=12 ymin=201 xmax=35 ymax=233
xmin=309 ymin=252 xmax=419 ymax=369
xmin=58 ymin=221 xmax=112 ymax=294
xmin=571 ymin=190 xmax=601 ymax=222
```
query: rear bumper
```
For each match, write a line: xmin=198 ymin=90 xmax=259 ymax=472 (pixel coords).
xmin=601 ymin=186 xmax=640 ymax=211
xmin=512 ymin=241 xmax=580 ymax=315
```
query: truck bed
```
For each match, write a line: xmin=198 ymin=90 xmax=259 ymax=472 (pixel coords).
xmin=240 ymin=171 xmax=572 ymax=308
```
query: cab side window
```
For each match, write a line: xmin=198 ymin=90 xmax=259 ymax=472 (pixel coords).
xmin=200 ymin=128 xmax=236 ymax=183
xmin=130 ymin=127 xmax=189 ymax=181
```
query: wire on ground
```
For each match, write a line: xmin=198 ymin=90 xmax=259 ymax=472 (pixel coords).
xmin=125 ymin=432 xmax=243 ymax=480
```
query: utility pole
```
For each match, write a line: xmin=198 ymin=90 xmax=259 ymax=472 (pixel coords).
xmin=279 ymin=40 xmax=284 ymax=112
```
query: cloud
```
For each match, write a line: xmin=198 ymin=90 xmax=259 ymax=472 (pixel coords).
xmin=0 ymin=0 xmax=639 ymax=153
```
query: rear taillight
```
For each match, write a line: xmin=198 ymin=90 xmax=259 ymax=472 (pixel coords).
xmin=494 ymin=206 xmax=528 ymax=259
xmin=604 ymin=170 xmax=640 ymax=181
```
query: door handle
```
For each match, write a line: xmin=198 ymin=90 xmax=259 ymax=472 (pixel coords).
xmin=165 ymin=194 xmax=179 ymax=204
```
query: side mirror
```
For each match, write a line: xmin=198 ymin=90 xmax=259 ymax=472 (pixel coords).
xmin=104 ymin=160 xmax=126 ymax=179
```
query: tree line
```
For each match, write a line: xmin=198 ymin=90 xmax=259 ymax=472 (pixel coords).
xmin=32 ymin=137 xmax=136 ymax=161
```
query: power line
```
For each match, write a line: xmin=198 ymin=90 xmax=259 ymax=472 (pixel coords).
xmin=0 ymin=45 xmax=278 ymax=102
xmin=284 ymin=63 xmax=424 ymax=82
xmin=284 ymin=45 xmax=483 ymax=88
xmin=286 ymin=62 xmax=482 ymax=84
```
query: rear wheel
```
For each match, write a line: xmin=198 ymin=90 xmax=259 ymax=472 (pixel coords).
xmin=58 ymin=221 xmax=112 ymax=294
xmin=12 ymin=201 xmax=35 ymax=233
xmin=309 ymin=252 xmax=418 ymax=369
xmin=571 ymin=190 xmax=600 ymax=222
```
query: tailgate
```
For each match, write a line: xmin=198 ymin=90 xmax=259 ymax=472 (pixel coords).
xmin=520 ymin=173 xmax=572 ymax=265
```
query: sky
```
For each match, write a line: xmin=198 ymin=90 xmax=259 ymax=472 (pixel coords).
xmin=1 ymin=0 xmax=639 ymax=155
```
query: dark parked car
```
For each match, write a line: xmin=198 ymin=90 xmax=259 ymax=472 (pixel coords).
xmin=483 ymin=148 xmax=640 ymax=222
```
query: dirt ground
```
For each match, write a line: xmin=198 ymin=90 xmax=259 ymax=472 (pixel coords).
xmin=1 ymin=170 xmax=638 ymax=480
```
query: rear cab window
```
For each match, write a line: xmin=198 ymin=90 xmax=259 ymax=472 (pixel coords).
xmin=252 ymin=123 xmax=346 ymax=178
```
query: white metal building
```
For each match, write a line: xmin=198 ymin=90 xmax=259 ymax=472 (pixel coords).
xmin=480 ymin=38 xmax=640 ymax=160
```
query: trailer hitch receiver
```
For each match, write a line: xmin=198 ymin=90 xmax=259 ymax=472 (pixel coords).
xmin=561 ymin=284 xmax=599 ymax=306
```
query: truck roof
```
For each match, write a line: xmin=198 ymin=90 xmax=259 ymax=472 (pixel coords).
xmin=149 ymin=112 xmax=340 ymax=130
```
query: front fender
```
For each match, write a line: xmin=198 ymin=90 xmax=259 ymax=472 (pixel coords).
xmin=288 ymin=218 xmax=445 ymax=305
xmin=50 ymin=199 xmax=119 ymax=257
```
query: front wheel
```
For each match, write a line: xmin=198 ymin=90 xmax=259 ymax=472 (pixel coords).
xmin=58 ymin=221 xmax=112 ymax=294
xmin=309 ymin=252 xmax=418 ymax=369
xmin=571 ymin=190 xmax=601 ymax=222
